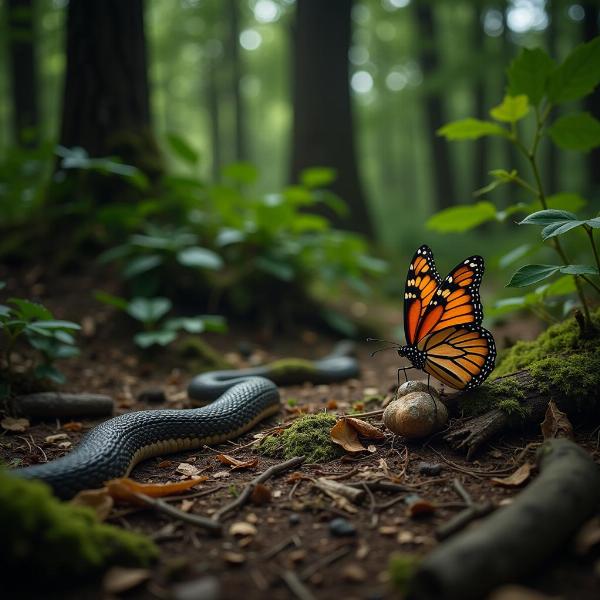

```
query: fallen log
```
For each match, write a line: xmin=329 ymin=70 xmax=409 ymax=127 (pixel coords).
xmin=408 ymin=439 xmax=600 ymax=600
xmin=10 ymin=392 xmax=114 ymax=419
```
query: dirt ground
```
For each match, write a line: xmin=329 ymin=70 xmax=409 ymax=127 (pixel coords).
xmin=1 ymin=266 xmax=599 ymax=600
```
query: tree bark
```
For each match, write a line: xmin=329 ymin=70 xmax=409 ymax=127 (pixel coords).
xmin=227 ymin=0 xmax=246 ymax=162
xmin=59 ymin=0 xmax=161 ymax=182
xmin=415 ymin=2 xmax=456 ymax=210
xmin=7 ymin=0 xmax=39 ymax=147
xmin=290 ymin=0 xmax=373 ymax=237
xmin=472 ymin=10 xmax=488 ymax=191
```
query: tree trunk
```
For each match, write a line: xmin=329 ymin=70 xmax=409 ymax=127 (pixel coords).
xmin=473 ymin=10 xmax=487 ymax=191
xmin=415 ymin=3 xmax=455 ymax=210
xmin=7 ymin=0 xmax=39 ymax=147
xmin=227 ymin=0 xmax=245 ymax=162
xmin=207 ymin=55 xmax=222 ymax=180
xmin=290 ymin=0 xmax=373 ymax=237
xmin=582 ymin=2 xmax=600 ymax=197
xmin=59 ymin=0 xmax=161 ymax=183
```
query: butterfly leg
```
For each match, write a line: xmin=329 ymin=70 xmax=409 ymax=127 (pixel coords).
xmin=396 ymin=366 xmax=411 ymax=399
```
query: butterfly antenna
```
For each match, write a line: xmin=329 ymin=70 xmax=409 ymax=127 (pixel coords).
xmin=369 ymin=344 xmax=401 ymax=357
xmin=366 ymin=337 xmax=398 ymax=344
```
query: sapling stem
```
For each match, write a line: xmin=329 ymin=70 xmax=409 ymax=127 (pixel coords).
xmin=585 ymin=226 xmax=600 ymax=278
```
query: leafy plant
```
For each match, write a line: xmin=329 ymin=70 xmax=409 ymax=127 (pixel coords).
xmin=95 ymin=292 xmax=226 ymax=348
xmin=0 ymin=292 xmax=80 ymax=389
xmin=431 ymin=38 xmax=600 ymax=332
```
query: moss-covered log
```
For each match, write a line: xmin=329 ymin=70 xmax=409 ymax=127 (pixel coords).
xmin=408 ymin=439 xmax=600 ymax=600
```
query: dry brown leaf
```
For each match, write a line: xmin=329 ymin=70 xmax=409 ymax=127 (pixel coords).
xmin=331 ymin=419 xmax=366 ymax=452
xmin=179 ymin=499 xmax=195 ymax=513
xmin=378 ymin=458 xmax=404 ymax=483
xmin=63 ymin=421 xmax=83 ymax=432
xmin=541 ymin=401 xmax=574 ymax=440
xmin=158 ymin=459 xmax=174 ymax=468
xmin=103 ymin=567 xmax=151 ymax=594
xmin=406 ymin=496 xmax=436 ymax=517
xmin=216 ymin=454 xmax=258 ymax=470
xmin=1 ymin=417 xmax=29 ymax=432
xmin=250 ymin=483 xmax=272 ymax=505
xmin=176 ymin=462 xmax=201 ymax=477
xmin=344 ymin=417 xmax=385 ymax=440
xmin=105 ymin=476 xmax=207 ymax=504
xmin=229 ymin=522 xmax=258 ymax=537
xmin=491 ymin=463 xmax=532 ymax=487
xmin=212 ymin=470 xmax=231 ymax=479
xmin=70 ymin=487 xmax=114 ymax=521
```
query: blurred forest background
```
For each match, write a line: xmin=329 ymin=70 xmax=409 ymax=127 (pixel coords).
xmin=0 ymin=0 xmax=599 ymax=328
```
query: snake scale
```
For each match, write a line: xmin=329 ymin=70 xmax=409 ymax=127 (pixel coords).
xmin=13 ymin=344 xmax=358 ymax=499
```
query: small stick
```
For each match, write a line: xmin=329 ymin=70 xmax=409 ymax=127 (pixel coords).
xmin=212 ymin=456 xmax=305 ymax=522
xmin=347 ymin=480 xmax=417 ymax=493
xmin=343 ymin=409 xmax=385 ymax=418
xmin=436 ymin=501 xmax=495 ymax=540
xmin=262 ymin=534 xmax=302 ymax=560
xmin=281 ymin=570 xmax=317 ymax=600
xmin=162 ymin=484 xmax=227 ymax=502
xmin=452 ymin=478 xmax=472 ymax=505
xmin=132 ymin=492 xmax=222 ymax=535
xmin=299 ymin=545 xmax=352 ymax=581
xmin=314 ymin=478 xmax=365 ymax=504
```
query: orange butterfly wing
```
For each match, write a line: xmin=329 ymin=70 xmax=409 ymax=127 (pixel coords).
xmin=414 ymin=255 xmax=484 ymax=343
xmin=403 ymin=245 xmax=442 ymax=345
xmin=418 ymin=324 xmax=496 ymax=390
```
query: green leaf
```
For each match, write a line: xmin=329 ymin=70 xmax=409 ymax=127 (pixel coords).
xmin=559 ymin=264 xmax=599 ymax=276
xmin=126 ymin=297 xmax=172 ymax=324
xmin=498 ymin=244 xmax=534 ymax=269
xmin=255 ymin=256 xmax=295 ymax=281
xmin=585 ymin=217 xmax=600 ymax=229
xmin=300 ymin=167 xmax=337 ymax=188
xmin=545 ymin=193 xmax=587 ymax=212
xmin=94 ymin=291 xmax=129 ymax=311
xmin=548 ymin=112 xmax=600 ymax=151
xmin=506 ymin=264 xmax=560 ymax=287
xmin=200 ymin=315 xmax=228 ymax=332
xmin=542 ymin=275 xmax=576 ymax=297
xmin=426 ymin=201 xmax=497 ymax=233
xmin=518 ymin=209 xmax=579 ymax=225
xmin=8 ymin=298 xmax=53 ymax=321
xmin=0 ymin=305 xmax=10 ymax=318
xmin=547 ymin=37 xmax=600 ymax=104
xmin=26 ymin=320 xmax=80 ymax=331
xmin=34 ymin=364 xmax=65 ymax=384
xmin=490 ymin=95 xmax=530 ymax=123
xmin=123 ymin=254 xmax=163 ymax=279
xmin=177 ymin=247 xmax=223 ymax=270
xmin=164 ymin=317 xmax=205 ymax=333
xmin=215 ymin=228 xmax=246 ymax=247
xmin=134 ymin=330 xmax=178 ymax=348
xmin=474 ymin=169 xmax=518 ymax=196
xmin=507 ymin=48 xmax=555 ymax=105
xmin=222 ymin=162 xmax=258 ymax=185
xmin=541 ymin=220 xmax=584 ymax=240
xmin=165 ymin=132 xmax=199 ymax=165
xmin=437 ymin=118 xmax=508 ymax=140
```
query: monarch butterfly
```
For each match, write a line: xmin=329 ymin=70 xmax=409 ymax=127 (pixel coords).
xmin=394 ymin=245 xmax=496 ymax=390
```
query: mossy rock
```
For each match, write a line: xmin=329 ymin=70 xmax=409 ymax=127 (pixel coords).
xmin=260 ymin=412 xmax=341 ymax=463
xmin=461 ymin=310 xmax=600 ymax=421
xmin=267 ymin=358 xmax=318 ymax=384
xmin=0 ymin=470 xmax=158 ymax=582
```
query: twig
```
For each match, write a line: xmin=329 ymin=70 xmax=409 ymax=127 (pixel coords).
xmin=262 ymin=534 xmax=302 ymax=560
xmin=314 ymin=478 xmax=365 ymax=503
xmin=300 ymin=545 xmax=353 ymax=581
xmin=281 ymin=570 xmax=317 ymax=600
xmin=347 ymin=480 xmax=417 ymax=493
xmin=132 ymin=492 xmax=222 ymax=535
xmin=212 ymin=456 xmax=305 ymax=522
xmin=162 ymin=484 xmax=227 ymax=502
xmin=436 ymin=501 xmax=495 ymax=540
xmin=452 ymin=478 xmax=472 ymax=505
xmin=343 ymin=409 xmax=384 ymax=418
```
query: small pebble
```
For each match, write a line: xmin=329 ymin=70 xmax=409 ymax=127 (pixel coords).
xmin=237 ymin=340 xmax=254 ymax=359
xmin=289 ymin=513 xmax=301 ymax=526
xmin=329 ymin=518 xmax=356 ymax=537
xmin=137 ymin=388 xmax=167 ymax=404
xmin=417 ymin=462 xmax=443 ymax=476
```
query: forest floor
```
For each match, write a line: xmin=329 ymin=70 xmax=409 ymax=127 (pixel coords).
xmin=1 ymin=266 xmax=599 ymax=600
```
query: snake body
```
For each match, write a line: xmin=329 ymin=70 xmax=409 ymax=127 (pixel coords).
xmin=14 ymin=345 xmax=358 ymax=499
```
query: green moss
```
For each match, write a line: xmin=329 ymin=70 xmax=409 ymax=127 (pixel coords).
xmin=388 ymin=552 xmax=421 ymax=594
xmin=461 ymin=377 xmax=528 ymax=421
xmin=267 ymin=358 xmax=318 ymax=384
xmin=492 ymin=310 xmax=600 ymax=410
xmin=260 ymin=412 xmax=341 ymax=463
xmin=177 ymin=336 xmax=231 ymax=371
xmin=0 ymin=470 xmax=158 ymax=581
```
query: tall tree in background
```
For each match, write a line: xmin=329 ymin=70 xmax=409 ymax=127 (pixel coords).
xmin=59 ymin=0 xmax=161 ymax=182
xmin=415 ymin=2 xmax=455 ymax=210
xmin=227 ymin=0 xmax=246 ymax=162
xmin=290 ymin=0 xmax=373 ymax=236
xmin=7 ymin=0 xmax=39 ymax=147
xmin=473 ymin=10 xmax=488 ymax=191
xmin=583 ymin=1 xmax=600 ymax=196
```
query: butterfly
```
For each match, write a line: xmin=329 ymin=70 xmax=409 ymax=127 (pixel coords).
xmin=396 ymin=245 xmax=496 ymax=390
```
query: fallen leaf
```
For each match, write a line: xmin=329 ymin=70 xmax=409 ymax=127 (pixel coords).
xmin=176 ymin=462 xmax=201 ymax=477
xmin=331 ymin=419 xmax=366 ymax=452
xmin=491 ymin=463 xmax=532 ymax=487
xmin=378 ymin=458 xmax=404 ymax=483
xmin=58 ymin=441 xmax=72 ymax=449
xmin=541 ymin=401 xmax=574 ymax=440
xmin=397 ymin=531 xmax=415 ymax=544
xmin=45 ymin=433 xmax=69 ymax=443
xmin=179 ymin=499 xmax=195 ymax=513
xmin=158 ymin=459 xmax=174 ymax=468
xmin=406 ymin=496 xmax=436 ymax=517
xmin=229 ymin=522 xmax=257 ymax=537
xmin=289 ymin=549 xmax=306 ymax=563
xmin=216 ymin=454 xmax=259 ymax=470
xmin=343 ymin=417 xmax=385 ymax=440
xmin=63 ymin=421 xmax=83 ymax=432
xmin=342 ymin=563 xmax=367 ymax=582
xmin=250 ymin=483 xmax=272 ymax=505
xmin=212 ymin=470 xmax=231 ymax=479
xmin=1 ymin=417 xmax=29 ymax=432
xmin=70 ymin=487 xmax=114 ymax=521
xmin=106 ymin=476 xmax=207 ymax=504
xmin=378 ymin=526 xmax=398 ymax=536
xmin=103 ymin=567 xmax=151 ymax=594
xmin=223 ymin=551 xmax=246 ymax=565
